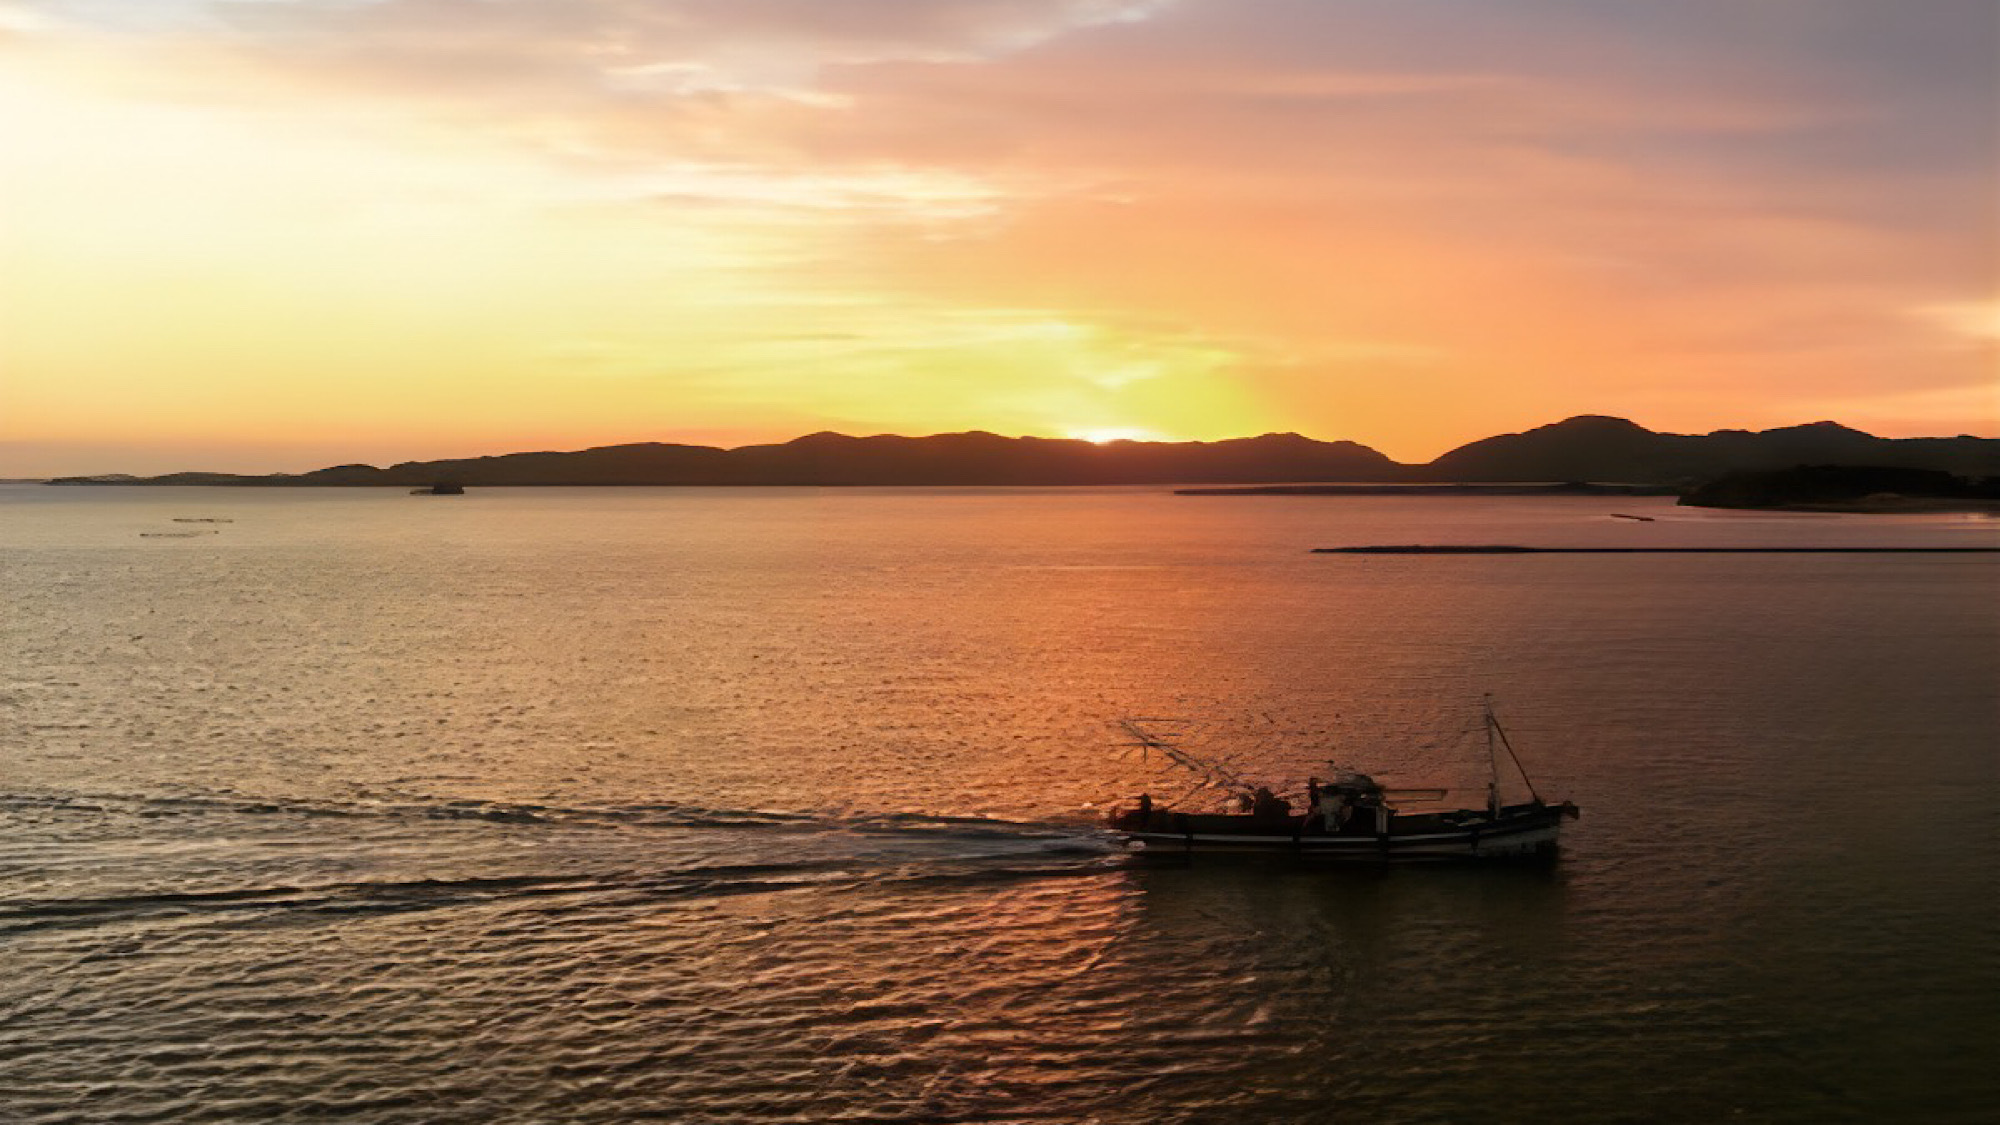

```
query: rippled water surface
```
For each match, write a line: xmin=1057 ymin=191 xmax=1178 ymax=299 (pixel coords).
xmin=4 ymin=486 xmax=1997 ymax=1123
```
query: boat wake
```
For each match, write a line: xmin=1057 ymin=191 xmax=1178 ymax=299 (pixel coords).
xmin=0 ymin=788 xmax=1122 ymax=939
xmin=0 ymin=788 xmax=1091 ymax=835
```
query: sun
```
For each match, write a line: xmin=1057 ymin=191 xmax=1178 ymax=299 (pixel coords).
xmin=1065 ymin=426 xmax=1169 ymax=444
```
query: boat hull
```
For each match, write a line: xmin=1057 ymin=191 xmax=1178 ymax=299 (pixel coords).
xmin=1114 ymin=802 xmax=1573 ymax=861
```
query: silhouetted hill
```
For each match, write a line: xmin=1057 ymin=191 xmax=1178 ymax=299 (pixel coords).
xmin=43 ymin=417 xmax=2000 ymax=487
xmin=1420 ymin=416 xmax=2000 ymax=482
xmin=49 ymin=431 xmax=1400 ymax=487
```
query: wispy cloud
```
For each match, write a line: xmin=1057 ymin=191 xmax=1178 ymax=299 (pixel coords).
xmin=1920 ymin=299 xmax=2000 ymax=344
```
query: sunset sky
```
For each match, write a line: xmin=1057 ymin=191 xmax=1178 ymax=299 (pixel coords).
xmin=2 ymin=0 xmax=1995 ymax=475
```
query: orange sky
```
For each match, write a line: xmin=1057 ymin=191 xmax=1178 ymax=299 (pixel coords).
xmin=2 ymin=0 xmax=1995 ymax=475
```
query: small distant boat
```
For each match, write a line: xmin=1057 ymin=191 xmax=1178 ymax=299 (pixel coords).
xmin=1106 ymin=700 xmax=1578 ymax=860
xmin=410 ymin=483 xmax=466 ymax=495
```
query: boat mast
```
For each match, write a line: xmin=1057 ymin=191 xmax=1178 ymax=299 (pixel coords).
xmin=1483 ymin=695 xmax=1544 ymax=806
xmin=1484 ymin=696 xmax=1501 ymax=815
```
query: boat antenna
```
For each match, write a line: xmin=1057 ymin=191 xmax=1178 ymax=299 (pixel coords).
xmin=1483 ymin=695 xmax=1543 ymax=803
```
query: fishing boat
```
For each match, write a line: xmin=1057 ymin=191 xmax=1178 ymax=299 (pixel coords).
xmin=1105 ymin=700 xmax=1578 ymax=860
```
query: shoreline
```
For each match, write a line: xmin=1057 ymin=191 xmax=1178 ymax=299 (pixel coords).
xmin=1313 ymin=545 xmax=2000 ymax=554
xmin=1175 ymin=482 xmax=1677 ymax=497
xmin=1681 ymin=498 xmax=2000 ymax=514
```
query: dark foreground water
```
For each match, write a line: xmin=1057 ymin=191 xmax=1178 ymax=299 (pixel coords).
xmin=3 ymin=486 xmax=1996 ymax=1123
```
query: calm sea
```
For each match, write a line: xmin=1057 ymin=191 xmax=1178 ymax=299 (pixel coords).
xmin=3 ymin=485 xmax=1996 ymax=1123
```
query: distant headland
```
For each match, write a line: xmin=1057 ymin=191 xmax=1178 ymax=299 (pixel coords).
xmin=41 ymin=415 xmax=2000 ymax=490
xmin=1676 ymin=464 xmax=2000 ymax=513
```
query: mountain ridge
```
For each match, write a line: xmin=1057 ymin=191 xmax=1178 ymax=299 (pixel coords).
xmin=44 ymin=416 xmax=2000 ymax=487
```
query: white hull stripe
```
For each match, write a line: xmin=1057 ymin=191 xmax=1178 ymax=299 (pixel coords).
xmin=1122 ymin=822 xmax=1563 ymax=855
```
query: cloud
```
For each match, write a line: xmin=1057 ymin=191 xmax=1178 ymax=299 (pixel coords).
xmin=202 ymin=0 xmax=1177 ymax=95
xmin=3 ymin=0 xmax=1994 ymax=466
xmin=1920 ymin=299 xmax=2000 ymax=344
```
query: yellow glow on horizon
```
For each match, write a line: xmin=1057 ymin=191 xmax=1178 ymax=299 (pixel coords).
xmin=1066 ymin=427 xmax=1170 ymax=444
xmin=0 ymin=48 xmax=1296 ymax=475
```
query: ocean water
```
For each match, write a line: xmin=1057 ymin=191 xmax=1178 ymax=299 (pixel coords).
xmin=3 ymin=485 xmax=1996 ymax=1124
